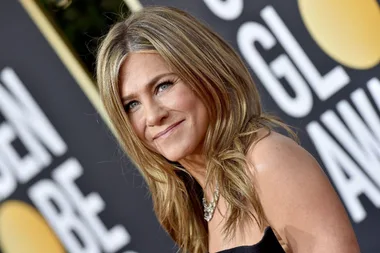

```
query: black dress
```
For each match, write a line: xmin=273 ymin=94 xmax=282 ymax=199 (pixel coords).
xmin=215 ymin=227 xmax=285 ymax=253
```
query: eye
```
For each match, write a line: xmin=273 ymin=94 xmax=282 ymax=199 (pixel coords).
xmin=124 ymin=100 xmax=139 ymax=112
xmin=156 ymin=80 xmax=173 ymax=94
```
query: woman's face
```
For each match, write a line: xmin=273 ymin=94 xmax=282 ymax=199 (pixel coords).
xmin=119 ymin=52 xmax=209 ymax=161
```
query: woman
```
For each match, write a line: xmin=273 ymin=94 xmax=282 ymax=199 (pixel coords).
xmin=96 ymin=6 xmax=359 ymax=253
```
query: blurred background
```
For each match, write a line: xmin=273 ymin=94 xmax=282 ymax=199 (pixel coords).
xmin=0 ymin=0 xmax=379 ymax=252
xmin=39 ymin=0 xmax=129 ymax=77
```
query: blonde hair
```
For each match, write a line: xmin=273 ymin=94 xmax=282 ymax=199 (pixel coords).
xmin=96 ymin=6 xmax=295 ymax=253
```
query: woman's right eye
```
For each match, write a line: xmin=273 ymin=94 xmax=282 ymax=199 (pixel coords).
xmin=124 ymin=101 xmax=139 ymax=112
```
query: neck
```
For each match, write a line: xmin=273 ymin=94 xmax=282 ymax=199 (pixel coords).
xmin=179 ymin=153 xmax=207 ymax=189
xmin=179 ymin=154 xmax=217 ymax=201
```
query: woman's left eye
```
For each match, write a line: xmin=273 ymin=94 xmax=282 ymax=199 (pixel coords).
xmin=156 ymin=81 xmax=173 ymax=93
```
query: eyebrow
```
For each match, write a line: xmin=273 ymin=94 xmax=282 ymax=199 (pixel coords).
xmin=121 ymin=72 xmax=175 ymax=103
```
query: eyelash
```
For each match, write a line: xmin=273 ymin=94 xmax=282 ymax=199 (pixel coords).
xmin=124 ymin=79 xmax=175 ymax=112
xmin=155 ymin=79 xmax=174 ymax=94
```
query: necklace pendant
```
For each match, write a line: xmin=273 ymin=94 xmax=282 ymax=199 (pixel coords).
xmin=204 ymin=210 xmax=213 ymax=222
xmin=202 ymin=185 xmax=220 ymax=222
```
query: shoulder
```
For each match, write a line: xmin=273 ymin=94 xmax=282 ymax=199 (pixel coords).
xmin=246 ymin=128 xmax=360 ymax=252
xmin=248 ymin=128 xmax=307 ymax=170
xmin=247 ymin=128 xmax=318 ymax=184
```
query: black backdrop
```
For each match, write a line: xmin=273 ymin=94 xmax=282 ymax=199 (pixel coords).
xmin=0 ymin=1 xmax=174 ymax=252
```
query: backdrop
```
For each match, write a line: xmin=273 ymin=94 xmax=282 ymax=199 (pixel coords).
xmin=0 ymin=1 xmax=174 ymax=252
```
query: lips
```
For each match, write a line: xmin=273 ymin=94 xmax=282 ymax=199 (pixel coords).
xmin=153 ymin=120 xmax=184 ymax=140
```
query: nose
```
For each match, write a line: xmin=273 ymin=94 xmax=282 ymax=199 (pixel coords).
xmin=145 ymin=101 xmax=168 ymax=127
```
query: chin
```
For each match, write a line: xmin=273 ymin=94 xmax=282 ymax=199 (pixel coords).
xmin=161 ymin=147 xmax=192 ymax=162
xmin=152 ymin=140 xmax=200 ymax=162
xmin=162 ymin=153 xmax=183 ymax=162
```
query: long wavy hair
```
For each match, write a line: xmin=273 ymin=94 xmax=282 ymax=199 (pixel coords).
xmin=96 ymin=6 xmax=295 ymax=253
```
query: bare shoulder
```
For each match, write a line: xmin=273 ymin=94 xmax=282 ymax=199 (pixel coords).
xmin=246 ymin=129 xmax=360 ymax=253
xmin=248 ymin=129 xmax=308 ymax=170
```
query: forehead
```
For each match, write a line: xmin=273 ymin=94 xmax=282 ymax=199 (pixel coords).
xmin=119 ymin=52 xmax=171 ymax=94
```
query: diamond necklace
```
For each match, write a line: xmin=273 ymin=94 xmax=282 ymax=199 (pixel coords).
xmin=202 ymin=184 xmax=220 ymax=222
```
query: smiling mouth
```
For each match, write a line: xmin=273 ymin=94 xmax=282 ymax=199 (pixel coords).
xmin=154 ymin=120 xmax=184 ymax=139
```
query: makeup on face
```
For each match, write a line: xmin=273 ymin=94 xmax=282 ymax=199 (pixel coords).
xmin=119 ymin=52 xmax=209 ymax=161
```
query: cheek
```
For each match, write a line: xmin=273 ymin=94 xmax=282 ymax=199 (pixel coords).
xmin=176 ymin=90 xmax=209 ymax=125
xmin=171 ymin=90 xmax=201 ymax=111
xmin=129 ymin=114 xmax=145 ymax=140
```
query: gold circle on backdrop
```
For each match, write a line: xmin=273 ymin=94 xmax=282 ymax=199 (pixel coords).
xmin=0 ymin=200 xmax=65 ymax=253
xmin=298 ymin=0 xmax=380 ymax=69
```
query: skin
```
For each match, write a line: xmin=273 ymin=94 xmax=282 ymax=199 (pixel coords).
xmin=119 ymin=52 xmax=209 ymax=181
xmin=247 ymin=131 xmax=360 ymax=253
xmin=119 ymin=52 xmax=360 ymax=253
